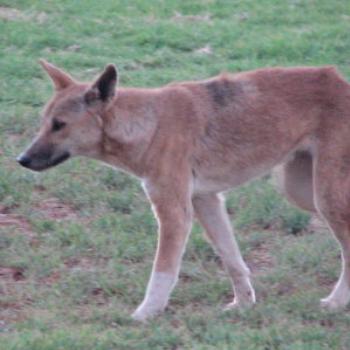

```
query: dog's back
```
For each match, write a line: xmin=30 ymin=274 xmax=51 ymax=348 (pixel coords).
xmin=161 ymin=67 xmax=350 ymax=192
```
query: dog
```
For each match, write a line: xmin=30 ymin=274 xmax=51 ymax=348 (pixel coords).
xmin=17 ymin=60 xmax=350 ymax=321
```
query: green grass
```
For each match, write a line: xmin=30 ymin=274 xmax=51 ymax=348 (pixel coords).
xmin=1 ymin=0 xmax=350 ymax=348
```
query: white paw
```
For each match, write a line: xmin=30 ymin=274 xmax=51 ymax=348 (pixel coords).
xmin=224 ymin=297 xmax=255 ymax=311
xmin=131 ymin=309 xmax=150 ymax=322
xmin=223 ymin=300 xmax=241 ymax=311
xmin=131 ymin=304 xmax=164 ymax=322
xmin=224 ymin=283 xmax=256 ymax=311
xmin=320 ymin=297 xmax=347 ymax=311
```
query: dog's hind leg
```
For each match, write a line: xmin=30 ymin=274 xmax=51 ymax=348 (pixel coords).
xmin=274 ymin=150 xmax=317 ymax=213
xmin=192 ymin=193 xmax=255 ymax=309
xmin=313 ymin=150 xmax=350 ymax=310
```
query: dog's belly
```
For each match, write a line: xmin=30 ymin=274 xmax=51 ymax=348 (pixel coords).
xmin=192 ymin=161 xmax=272 ymax=194
xmin=192 ymin=138 xmax=313 ymax=194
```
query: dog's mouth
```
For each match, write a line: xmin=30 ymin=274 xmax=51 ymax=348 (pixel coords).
xmin=17 ymin=151 xmax=71 ymax=172
xmin=50 ymin=151 xmax=71 ymax=167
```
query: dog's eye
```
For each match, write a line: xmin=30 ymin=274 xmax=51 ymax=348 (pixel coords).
xmin=52 ymin=119 xmax=66 ymax=132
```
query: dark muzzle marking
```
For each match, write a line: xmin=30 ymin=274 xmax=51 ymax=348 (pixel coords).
xmin=16 ymin=148 xmax=70 ymax=171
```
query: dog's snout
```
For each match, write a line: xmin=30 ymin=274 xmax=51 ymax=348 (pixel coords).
xmin=17 ymin=154 xmax=32 ymax=168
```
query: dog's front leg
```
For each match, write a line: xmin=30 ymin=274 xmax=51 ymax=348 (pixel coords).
xmin=132 ymin=180 xmax=193 ymax=321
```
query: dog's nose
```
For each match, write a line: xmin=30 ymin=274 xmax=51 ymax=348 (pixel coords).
xmin=17 ymin=155 xmax=32 ymax=168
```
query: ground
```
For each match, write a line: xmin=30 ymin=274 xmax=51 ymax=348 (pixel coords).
xmin=1 ymin=0 xmax=350 ymax=349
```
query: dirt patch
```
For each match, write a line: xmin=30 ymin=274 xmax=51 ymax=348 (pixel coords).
xmin=64 ymin=256 xmax=98 ymax=271
xmin=194 ymin=45 xmax=213 ymax=55
xmin=0 ymin=267 xmax=25 ymax=282
xmin=0 ymin=267 xmax=29 ymax=327
xmin=0 ymin=196 xmax=79 ymax=238
xmin=317 ymin=274 xmax=336 ymax=289
xmin=0 ymin=7 xmax=26 ymax=21
xmin=172 ymin=11 xmax=211 ymax=23
xmin=0 ymin=304 xmax=26 ymax=329
xmin=40 ymin=257 xmax=106 ymax=285
xmin=40 ymin=270 xmax=61 ymax=285
xmin=35 ymin=197 xmax=78 ymax=221
xmin=0 ymin=6 xmax=48 ymax=23
xmin=0 ymin=206 xmax=35 ymax=238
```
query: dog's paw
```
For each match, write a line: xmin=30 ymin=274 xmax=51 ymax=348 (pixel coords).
xmin=223 ymin=298 xmax=255 ymax=312
xmin=131 ymin=305 xmax=162 ymax=322
xmin=224 ymin=285 xmax=256 ymax=312
xmin=131 ymin=309 xmax=150 ymax=322
xmin=320 ymin=297 xmax=347 ymax=312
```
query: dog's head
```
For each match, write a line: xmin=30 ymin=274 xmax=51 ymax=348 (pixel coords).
xmin=17 ymin=60 xmax=118 ymax=171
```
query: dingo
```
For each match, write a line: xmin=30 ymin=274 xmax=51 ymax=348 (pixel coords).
xmin=17 ymin=60 xmax=350 ymax=320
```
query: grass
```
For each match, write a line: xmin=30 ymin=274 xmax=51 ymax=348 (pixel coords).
xmin=1 ymin=0 xmax=350 ymax=348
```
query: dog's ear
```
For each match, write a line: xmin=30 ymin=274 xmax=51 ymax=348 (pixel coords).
xmin=84 ymin=64 xmax=118 ymax=104
xmin=39 ymin=59 xmax=75 ymax=91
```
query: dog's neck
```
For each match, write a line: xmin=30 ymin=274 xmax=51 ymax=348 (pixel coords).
xmin=96 ymin=88 xmax=159 ymax=177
